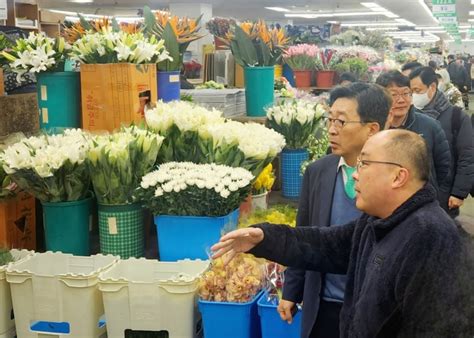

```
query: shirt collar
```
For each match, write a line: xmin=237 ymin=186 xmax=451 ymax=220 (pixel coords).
xmin=337 ymin=156 xmax=349 ymax=172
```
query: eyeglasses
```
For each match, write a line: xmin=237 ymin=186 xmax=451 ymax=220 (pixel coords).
xmin=323 ymin=116 xmax=365 ymax=129
xmin=390 ymin=92 xmax=412 ymax=100
xmin=356 ymin=157 xmax=403 ymax=172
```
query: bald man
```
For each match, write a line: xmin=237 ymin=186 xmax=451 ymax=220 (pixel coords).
xmin=212 ymin=130 xmax=474 ymax=337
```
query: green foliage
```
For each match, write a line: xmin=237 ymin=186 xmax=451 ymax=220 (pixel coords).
xmin=229 ymin=25 xmax=279 ymax=67
xmin=334 ymin=57 xmax=368 ymax=78
xmin=158 ymin=22 xmax=181 ymax=71
xmin=300 ymin=128 xmax=329 ymax=174
xmin=0 ymin=248 xmax=14 ymax=266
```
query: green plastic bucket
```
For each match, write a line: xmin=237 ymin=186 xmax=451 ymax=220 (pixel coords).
xmin=42 ymin=196 xmax=92 ymax=255
xmin=244 ymin=66 xmax=274 ymax=117
xmin=36 ymin=71 xmax=81 ymax=130
xmin=98 ymin=203 xmax=144 ymax=259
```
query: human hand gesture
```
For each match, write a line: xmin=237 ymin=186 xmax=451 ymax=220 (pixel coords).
xmin=211 ymin=227 xmax=264 ymax=264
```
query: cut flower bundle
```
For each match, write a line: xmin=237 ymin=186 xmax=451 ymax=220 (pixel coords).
xmin=139 ymin=162 xmax=254 ymax=217
xmin=0 ymin=129 xmax=90 ymax=202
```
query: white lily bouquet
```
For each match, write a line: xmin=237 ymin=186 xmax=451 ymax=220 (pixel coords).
xmin=1 ymin=32 xmax=70 ymax=79
xmin=70 ymin=29 xmax=171 ymax=64
xmin=145 ymin=100 xmax=224 ymax=163
xmin=198 ymin=121 xmax=286 ymax=176
xmin=145 ymin=101 xmax=286 ymax=176
xmin=87 ymin=126 xmax=164 ymax=205
xmin=0 ymin=129 xmax=90 ymax=202
xmin=138 ymin=162 xmax=253 ymax=217
xmin=266 ymin=99 xmax=326 ymax=149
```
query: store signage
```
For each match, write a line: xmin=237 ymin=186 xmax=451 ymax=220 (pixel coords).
xmin=432 ymin=0 xmax=455 ymax=4
xmin=0 ymin=0 xmax=7 ymax=20
xmin=438 ymin=15 xmax=457 ymax=24
xmin=432 ymin=4 xmax=456 ymax=15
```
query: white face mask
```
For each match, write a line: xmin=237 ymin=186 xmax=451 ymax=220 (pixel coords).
xmin=412 ymin=92 xmax=431 ymax=109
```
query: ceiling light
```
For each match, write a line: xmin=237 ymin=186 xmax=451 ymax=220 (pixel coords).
xmin=285 ymin=11 xmax=381 ymax=18
xmin=327 ymin=21 xmax=339 ymax=24
xmin=469 ymin=19 xmax=474 ymax=22
xmin=472 ymin=0 xmax=474 ymax=4
xmin=70 ymin=0 xmax=93 ymax=2
xmin=395 ymin=18 xmax=415 ymax=26
xmin=366 ymin=27 xmax=399 ymax=31
xmin=341 ymin=22 xmax=401 ymax=27
xmin=418 ymin=0 xmax=439 ymax=24
xmin=415 ymin=26 xmax=441 ymax=30
xmin=360 ymin=2 xmax=399 ymax=18
xmin=265 ymin=7 xmax=290 ymax=12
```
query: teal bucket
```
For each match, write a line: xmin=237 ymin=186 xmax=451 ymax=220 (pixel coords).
xmin=37 ymin=71 xmax=81 ymax=130
xmin=42 ymin=196 xmax=92 ymax=255
xmin=244 ymin=66 xmax=274 ymax=117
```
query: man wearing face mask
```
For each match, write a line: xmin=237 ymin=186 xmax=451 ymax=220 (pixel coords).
xmin=409 ymin=66 xmax=474 ymax=218
xmin=376 ymin=71 xmax=451 ymax=197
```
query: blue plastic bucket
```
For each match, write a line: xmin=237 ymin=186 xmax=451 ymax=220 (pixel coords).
xmin=281 ymin=148 xmax=309 ymax=199
xmin=155 ymin=209 xmax=239 ymax=261
xmin=257 ymin=292 xmax=302 ymax=338
xmin=198 ymin=290 xmax=263 ymax=338
xmin=157 ymin=70 xmax=180 ymax=102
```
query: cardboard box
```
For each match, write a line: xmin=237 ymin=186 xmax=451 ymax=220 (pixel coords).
xmin=0 ymin=93 xmax=39 ymax=137
xmin=39 ymin=9 xmax=65 ymax=23
xmin=80 ymin=63 xmax=157 ymax=132
xmin=234 ymin=63 xmax=244 ymax=88
xmin=0 ymin=192 xmax=36 ymax=250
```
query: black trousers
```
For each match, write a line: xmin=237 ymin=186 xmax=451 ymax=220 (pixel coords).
xmin=310 ymin=300 xmax=343 ymax=338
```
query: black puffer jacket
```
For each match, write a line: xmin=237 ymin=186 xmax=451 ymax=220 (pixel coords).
xmin=421 ymin=90 xmax=474 ymax=200
xmin=250 ymin=185 xmax=474 ymax=338
xmin=395 ymin=106 xmax=451 ymax=192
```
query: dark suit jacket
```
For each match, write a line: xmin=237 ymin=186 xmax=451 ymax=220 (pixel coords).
xmin=282 ymin=154 xmax=340 ymax=338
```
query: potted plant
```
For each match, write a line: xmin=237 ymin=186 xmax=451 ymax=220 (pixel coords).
xmin=283 ymin=44 xmax=319 ymax=88
xmin=334 ymin=57 xmax=369 ymax=80
xmin=224 ymin=21 xmax=288 ymax=117
xmin=86 ymin=126 xmax=164 ymax=258
xmin=0 ymin=129 xmax=92 ymax=255
xmin=315 ymin=48 xmax=339 ymax=88
xmin=1 ymin=32 xmax=79 ymax=130
xmin=266 ymin=99 xmax=325 ymax=198
xmin=251 ymin=163 xmax=275 ymax=211
xmin=143 ymin=6 xmax=204 ymax=102
xmin=138 ymin=162 xmax=253 ymax=261
xmin=198 ymin=253 xmax=265 ymax=338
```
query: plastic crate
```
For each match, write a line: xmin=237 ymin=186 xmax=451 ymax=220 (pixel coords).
xmin=99 ymin=258 xmax=209 ymax=338
xmin=198 ymin=290 xmax=263 ymax=338
xmin=0 ymin=250 xmax=33 ymax=337
xmin=257 ymin=292 xmax=301 ymax=338
xmin=155 ymin=209 xmax=239 ymax=261
xmin=6 ymin=252 xmax=117 ymax=338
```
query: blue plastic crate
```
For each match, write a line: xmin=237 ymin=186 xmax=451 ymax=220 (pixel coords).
xmin=155 ymin=209 xmax=239 ymax=261
xmin=198 ymin=290 xmax=263 ymax=338
xmin=257 ymin=292 xmax=302 ymax=338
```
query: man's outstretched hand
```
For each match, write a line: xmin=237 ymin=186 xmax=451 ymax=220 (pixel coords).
xmin=211 ymin=227 xmax=264 ymax=264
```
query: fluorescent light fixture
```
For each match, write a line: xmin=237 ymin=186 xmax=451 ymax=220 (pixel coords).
xmin=470 ymin=11 xmax=474 ymax=15
xmin=415 ymin=26 xmax=441 ymax=30
xmin=395 ymin=18 xmax=415 ymax=26
xmin=265 ymin=7 xmax=290 ymax=12
xmin=418 ymin=0 xmax=439 ymax=24
xmin=285 ymin=11 xmax=383 ymax=18
xmin=70 ymin=0 xmax=93 ymax=3
xmin=48 ymin=9 xmax=76 ymax=15
xmin=341 ymin=22 xmax=401 ymax=27
xmin=327 ymin=21 xmax=339 ymax=24
xmin=469 ymin=19 xmax=474 ymax=22
xmin=366 ymin=27 xmax=399 ymax=31
xmin=472 ymin=0 xmax=474 ymax=4
xmin=360 ymin=2 xmax=399 ymax=18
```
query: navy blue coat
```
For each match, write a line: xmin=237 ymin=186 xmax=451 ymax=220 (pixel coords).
xmin=251 ymin=185 xmax=474 ymax=337
xmin=282 ymin=154 xmax=341 ymax=338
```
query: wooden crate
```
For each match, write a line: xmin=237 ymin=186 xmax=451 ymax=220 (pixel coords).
xmin=81 ymin=63 xmax=157 ymax=132
xmin=0 ymin=192 xmax=36 ymax=250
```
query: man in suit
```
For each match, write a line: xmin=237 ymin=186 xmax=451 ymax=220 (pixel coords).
xmin=277 ymin=83 xmax=391 ymax=338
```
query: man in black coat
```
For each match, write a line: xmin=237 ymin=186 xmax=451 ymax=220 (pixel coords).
xmin=376 ymin=70 xmax=451 ymax=195
xmin=409 ymin=66 xmax=474 ymax=218
xmin=212 ymin=130 xmax=474 ymax=338
xmin=278 ymin=83 xmax=391 ymax=338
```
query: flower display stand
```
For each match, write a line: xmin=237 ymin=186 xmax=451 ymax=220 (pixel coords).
xmin=37 ymin=71 xmax=81 ymax=130
xmin=198 ymin=290 xmax=264 ymax=338
xmin=281 ymin=148 xmax=309 ymax=199
xmin=155 ymin=209 xmax=239 ymax=261
xmin=98 ymin=203 xmax=144 ymax=259
xmin=42 ymin=196 xmax=92 ymax=256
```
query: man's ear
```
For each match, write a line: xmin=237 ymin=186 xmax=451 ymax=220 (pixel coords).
xmin=367 ymin=122 xmax=381 ymax=137
xmin=392 ymin=167 xmax=410 ymax=188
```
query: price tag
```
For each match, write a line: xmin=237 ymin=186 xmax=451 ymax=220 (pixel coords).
xmin=169 ymin=74 xmax=180 ymax=83
xmin=42 ymin=108 xmax=48 ymax=124
xmin=108 ymin=217 xmax=118 ymax=235
xmin=41 ymin=85 xmax=48 ymax=101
